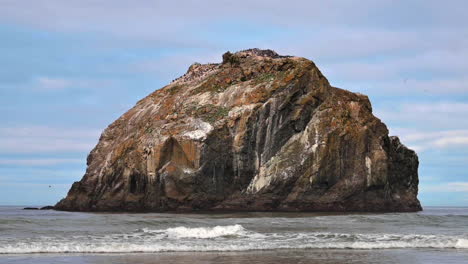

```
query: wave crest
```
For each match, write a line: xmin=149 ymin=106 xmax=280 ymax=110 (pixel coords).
xmin=1 ymin=226 xmax=468 ymax=254
xmin=144 ymin=224 xmax=248 ymax=239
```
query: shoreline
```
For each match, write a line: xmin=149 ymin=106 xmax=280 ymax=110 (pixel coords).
xmin=2 ymin=248 xmax=468 ymax=264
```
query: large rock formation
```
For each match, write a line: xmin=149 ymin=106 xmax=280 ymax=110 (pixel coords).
xmin=55 ymin=49 xmax=421 ymax=212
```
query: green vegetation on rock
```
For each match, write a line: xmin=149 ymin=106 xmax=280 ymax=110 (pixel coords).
xmin=187 ymin=103 xmax=230 ymax=124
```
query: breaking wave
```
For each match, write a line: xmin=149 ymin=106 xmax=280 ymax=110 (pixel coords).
xmin=1 ymin=224 xmax=467 ymax=254
xmin=142 ymin=224 xmax=249 ymax=238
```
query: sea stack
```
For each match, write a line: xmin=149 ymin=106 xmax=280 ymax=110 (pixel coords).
xmin=55 ymin=49 xmax=421 ymax=212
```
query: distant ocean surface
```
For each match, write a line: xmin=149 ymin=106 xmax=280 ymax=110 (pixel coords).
xmin=1 ymin=206 xmax=468 ymax=264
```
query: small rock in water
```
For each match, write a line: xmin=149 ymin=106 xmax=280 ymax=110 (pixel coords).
xmin=40 ymin=206 xmax=55 ymax=210
xmin=23 ymin=207 xmax=39 ymax=210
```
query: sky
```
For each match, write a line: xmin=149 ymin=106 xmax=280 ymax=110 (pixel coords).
xmin=0 ymin=0 xmax=467 ymax=206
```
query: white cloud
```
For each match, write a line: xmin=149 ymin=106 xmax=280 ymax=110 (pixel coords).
xmin=0 ymin=158 xmax=82 ymax=166
xmin=0 ymin=126 xmax=100 ymax=154
xmin=0 ymin=1 xmax=466 ymax=100
xmin=0 ymin=168 xmax=85 ymax=183
xmin=0 ymin=139 xmax=93 ymax=153
xmin=0 ymin=1 xmax=466 ymax=54
xmin=422 ymin=182 xmax=468 ymax=193
xmin=382 ymin=101 xmax=468 ymax=152
xmin=0 ymin=0 xmax=466 ymax=32
xmin=31 ymin=77 xmax=117 ymax=92
xmin=378 ymin=102 xmax=468 ymax=133
xmin=408 ymin=102 xmax=468 ymax=114
xmin=129 ymin=52 xmax=221 ymax=80
xmin=320 ymin=49 xmax=468 ymax=96
xmin=0 ymin=126 xmax=100 ymax=138
xmin=327 ymin=46 xmax=468 ymax=76
xmin=36 ymin=77 xmax=71 ymax=90
xmin=389 ymin=128 xmax=468 ymax=152
xmin=433 ymin=136 xmax=468 ymax=148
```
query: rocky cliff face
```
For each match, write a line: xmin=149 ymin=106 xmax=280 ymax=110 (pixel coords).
xmin=55 ymin=49 xmax=421 ymax=212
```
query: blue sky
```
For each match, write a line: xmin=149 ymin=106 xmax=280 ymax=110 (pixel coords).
xmin=0 ymin=0 xmax=467 ymax=206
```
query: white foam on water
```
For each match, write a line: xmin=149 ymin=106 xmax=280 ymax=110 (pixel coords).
xmin=1 ymin=226 xmax=468 ymax=254
xmin=456 ymin=238 xmax=468 ymax=248
xmin=144 ymin=224 xmax=248 ymax=239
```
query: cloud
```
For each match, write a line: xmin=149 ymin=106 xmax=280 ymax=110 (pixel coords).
xmin=388 ymin=79 xmax=468 ymax=95
xmin=0 ymin=182 xmax=72 ymax=205
xmin=392 ymin=129 xmax=468 ymax=142
xmin=0 ymin=126 xmax=100 ymax=154
xmin=379 ymin=101 xmax=468 ymax=152
xmin=422 ymin=182 xmax=468 ymax=192
xmin=433 ymin=137 xmax=468 ymax=148
xmin=129 ymin=52 xmax=221 ymax=80
xmin=323 ymin=57 xmax=468 ymax=85
xmin=1 ymin=1 xmax=466 ymax=99
xmin=36 ymin=77 xmax=71 ymax=90
xmin=30 ymin=77 xmax=118 ymax=92
xmin=409 ymin=102 xmax=468 ymax=114
xmin=378 ymin=102 xmax=468 ymax=133
xmin=0 ymin=167 xmax=85 ymax=183
xmin=0 ymin=0 xmax=466 ymax=32
xmin=280 ymin=28 xmax=464 ymax=62
xmin=0 ymin=138 xmax=95 ymax=153
xmin=0 ymin=1 xmax=466 ymax=53
xmin=319 ymin=47 xmax=468 ymax=96
xmin=0 ymin=126 xmax=100 ymax=138
xmin=389 ymin=128 xmax=468 ymax=152
xmin=0 ymin=158 xmax=82 ymax=166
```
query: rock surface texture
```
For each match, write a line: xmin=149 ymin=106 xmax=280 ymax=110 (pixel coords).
xmin=56 ymin=49 xmax=421 ymax=212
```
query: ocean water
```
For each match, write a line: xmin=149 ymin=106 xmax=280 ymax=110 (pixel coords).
xmin=0 ymin=206 xmax=468 ymax=263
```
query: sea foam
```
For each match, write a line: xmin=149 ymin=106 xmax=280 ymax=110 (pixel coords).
xmin=1 ymin=225 xmax=468 ymax=254
xmin=143 ymin=224 xmax=248 ymax=239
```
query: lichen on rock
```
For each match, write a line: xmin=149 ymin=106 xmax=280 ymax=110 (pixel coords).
xmin=55 ymin=49 xmax=421 ymax=212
